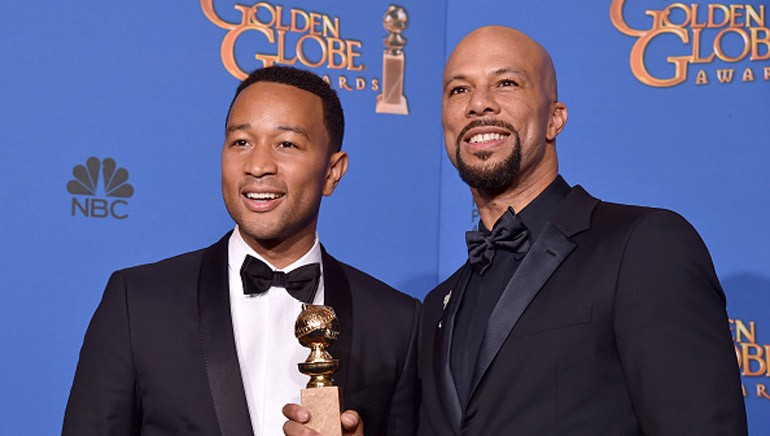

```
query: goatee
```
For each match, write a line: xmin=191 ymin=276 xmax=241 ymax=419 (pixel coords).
xmin=455 ymin=120 xmax=521 ymax=194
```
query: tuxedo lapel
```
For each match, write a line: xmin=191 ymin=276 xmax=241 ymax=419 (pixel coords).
xmin=198 ymin=232 xmax=254 ymax=436
xmin=432 ymin=265 xmax=472 ymax=434
xmin=320 ymin=248 xmax=353 ymax=400
xmin=469 ymin=186 xmax=598 ymax=399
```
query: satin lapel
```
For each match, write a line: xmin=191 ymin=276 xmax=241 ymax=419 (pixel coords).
xmin=469 ymin=222 xmax=577 ymax=397
xmin=198 ymin=232 xmax=254 ymax=436
xmin=320 ymin=248 xmax=353 ymax=400
xmin=432 ymin=264 xmax=472 ymax=434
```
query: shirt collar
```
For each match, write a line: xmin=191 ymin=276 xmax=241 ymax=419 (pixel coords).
xmin=517 ymin=175 xmax=571 ymax=240
xmin=480 ymin=175 xmax=571 ymax=240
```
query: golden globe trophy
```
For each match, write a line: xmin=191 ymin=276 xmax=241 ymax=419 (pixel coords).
xmin=295 ymin=304 xmax=342 ymax=436
xmin=375 ymin=4 xmax=409 ymax=115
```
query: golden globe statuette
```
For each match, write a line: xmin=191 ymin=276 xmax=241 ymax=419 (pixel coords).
xmin=295 ymin=304 xmax=342 ymax=436
xmin=376 ymin=5 xmax=409 ymax=115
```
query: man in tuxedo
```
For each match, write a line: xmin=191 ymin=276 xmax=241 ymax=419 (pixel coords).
xmin=63 ymin=66 xmax=419 ymax=436
xmin=417 ymin=26 xmax=747 ymax=435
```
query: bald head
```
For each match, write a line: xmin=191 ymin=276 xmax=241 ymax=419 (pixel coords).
xmin=445 ymin=26 xmax=559 ymax=101
xmin=440 ymin=25 xmax=567 ymax=211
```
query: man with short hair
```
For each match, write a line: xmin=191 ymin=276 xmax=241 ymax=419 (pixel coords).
xmin=417 ymin=26 xmax=746 ymax=435
xmin=63 ymin=66 xmax=419 ymax=436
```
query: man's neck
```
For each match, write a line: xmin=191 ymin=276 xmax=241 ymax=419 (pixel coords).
xmin=473 ymin=171 xmax=557 ymax=230
xmin=239 ymin=227 xmax=317 ymax=270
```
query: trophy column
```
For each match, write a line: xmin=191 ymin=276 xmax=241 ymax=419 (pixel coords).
xmin=295 ymin=305 xmax=342 ymax=436
xmin=376 ymin=5 xmax=409 ymax=115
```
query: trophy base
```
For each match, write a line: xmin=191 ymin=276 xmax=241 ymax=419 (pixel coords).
xmin=301 ymin=386 xmax=342 ymax=436
xmin=375 ymin=94 xmax=409 ymax=115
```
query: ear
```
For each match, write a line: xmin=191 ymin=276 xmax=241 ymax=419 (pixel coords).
xmin=546 ymin=101 xmax=567 ymax=141
xmin=323 ymin=151 xmax=348 ymax=196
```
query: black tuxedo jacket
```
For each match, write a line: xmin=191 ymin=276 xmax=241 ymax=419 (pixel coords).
xmin=63 ymin=233 xmax=419 ymax=436
xmin=418 ymin=186 xmax=747 ymax=435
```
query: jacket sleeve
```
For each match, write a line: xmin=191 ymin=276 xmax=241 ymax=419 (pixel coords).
xmin=62 ymin=271 xmax=141 ymax=436
xmin=383 ymin=297 xmax=421 ymax=436
xmin=613 ymin=210 xmax=747 ymax=435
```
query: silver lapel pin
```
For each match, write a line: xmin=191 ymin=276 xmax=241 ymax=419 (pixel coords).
xmin=438 ymin=290 xmax=453 ymax=329
xmin=442 ymin=290 xmax=452 ymax=310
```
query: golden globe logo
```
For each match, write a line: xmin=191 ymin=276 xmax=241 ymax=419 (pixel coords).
xmin=731 ymin=318 xmax=770 ymax=400
xmin=201 ymin=1 xmax=380 ymax=92
xmin=610 ymin=0 xmax=770 ymax=87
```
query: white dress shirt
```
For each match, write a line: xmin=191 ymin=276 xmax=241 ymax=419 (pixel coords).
xmin=228 ymin=227 xmax=325 ymax=436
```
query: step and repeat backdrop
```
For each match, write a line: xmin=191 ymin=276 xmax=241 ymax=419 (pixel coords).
xmin=0 ymin=0 xmax=767 ymax=434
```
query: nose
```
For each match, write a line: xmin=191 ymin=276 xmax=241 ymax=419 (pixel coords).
xmin=244 ymin=144 xmax=278 ymax=178
xmin=466 ymin=87 xmax=500 ymax=117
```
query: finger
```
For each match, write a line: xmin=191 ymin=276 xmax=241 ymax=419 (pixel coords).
xmin=282 ymin=403 xmax=310 ymax=423
xmin=340 ymin=410 xmax=359 ymax=428
xmin=341 ymin=410 xmax=364 ymax=435
xmin=283 ymin=419 xmax=321 ymax=436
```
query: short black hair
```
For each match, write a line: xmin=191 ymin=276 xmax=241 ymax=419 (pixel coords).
xmin=226 ymin=65 xmax=345 ymax=152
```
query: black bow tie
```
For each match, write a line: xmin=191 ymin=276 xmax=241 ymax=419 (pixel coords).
xmin=466 ymin=207 xmax=531 ymax=274
xmin=240 ymin=255 xmax=321 ymax=303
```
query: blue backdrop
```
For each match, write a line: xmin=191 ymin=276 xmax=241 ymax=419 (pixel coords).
xmin=1 ymin=1 xmax=767 ymax=434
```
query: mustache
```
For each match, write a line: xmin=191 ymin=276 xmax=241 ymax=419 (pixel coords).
xmin=455 ymin=119 xmax=517 ymax=148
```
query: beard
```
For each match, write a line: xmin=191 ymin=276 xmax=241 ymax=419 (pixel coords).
xmin=455 ymin=120 xmax=521 ymax=194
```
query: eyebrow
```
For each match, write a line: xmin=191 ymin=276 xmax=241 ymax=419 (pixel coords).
xmin=225 ymin=123 xmax=311 ymax=140
xmin=225 ymin=123 xmax=250 ymax=134
xmin=443 ymin=67 xmax=530 ymax=89
xmin=276 ymin=125 xmax=310 ymax=140
xmin=493 ymin=67 xmax=528 ymax=80
xmin=443 ymin=74 xmax=467 ymax=90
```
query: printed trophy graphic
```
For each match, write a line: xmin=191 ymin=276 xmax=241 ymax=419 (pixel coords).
xmin=376 ymin=5 xmax=409 ymax=115
xmin=295 ymin=304 xmax=342 ymax=436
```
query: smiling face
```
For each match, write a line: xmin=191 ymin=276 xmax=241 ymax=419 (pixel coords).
xmin=442 ymin=26 xmax=566 ymax=197
xmin=222 ymin=81 xmax=347 ymax=265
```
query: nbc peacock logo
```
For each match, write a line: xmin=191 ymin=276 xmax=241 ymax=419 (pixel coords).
xmin=67 ymin=157 xmax=134 ymax=220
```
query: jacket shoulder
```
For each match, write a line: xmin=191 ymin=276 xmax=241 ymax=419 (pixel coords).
xmin=108 ymin=235 xmax=228 ymax=297
xmin=564 ymin=185 xmax=696 ymax=237
xmin=109 ymin=249 xmax=207 ymax=294
xmin=593 ymin=200 xmax=700 ymax=239
xmin=121 ymin=247 xmax=207 ymax=275
xmin=334 ymin=257 xmax=419 ymax=308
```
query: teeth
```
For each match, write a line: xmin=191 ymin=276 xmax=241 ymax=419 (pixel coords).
xmin=245 ymin=192 xmax=282 ymax=200
xmin=469 ymin=132 xmax=507 ymax=144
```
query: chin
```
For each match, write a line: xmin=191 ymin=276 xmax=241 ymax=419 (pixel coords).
xmin=238 ymin=223 xmax=279 ymax=241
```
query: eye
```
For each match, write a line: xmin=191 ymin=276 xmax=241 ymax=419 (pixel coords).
xmin=231 ymin=139 xmax=249 ymax=147
xmin=448 ymin=86 xmax=468 ymax=96
xmin=278 ymin=141 xmax=298 ymax=149
xmin=498 ymin=79 xmax=519 ymax=88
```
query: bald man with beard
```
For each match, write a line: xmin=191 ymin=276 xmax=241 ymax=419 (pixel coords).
xmin=417 ymin=26 xmax=746 ymax=435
